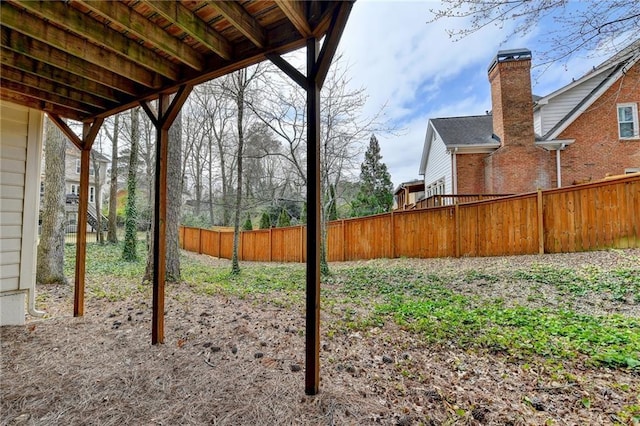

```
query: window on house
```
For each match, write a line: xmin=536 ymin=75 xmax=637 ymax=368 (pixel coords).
xmin=89 ymin=186 xmax=95 ymax=203
xmin=425 ymin=178 xmax=445 ymax=198
xmin=75 ymin=158 xmax=96 ymax=175
xmin=618 ymin=103 xmax=639 ymax=139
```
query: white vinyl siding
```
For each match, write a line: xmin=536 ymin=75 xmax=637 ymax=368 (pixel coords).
xmin=422 ymin=129 xmax=453 ymax=196
xmin=536 ymin=73 xmax=608 ymax=137
xmin=0 ymin=100 xmax=44 ymax=325
xmin=0 ymin=104 xmax=28 ymax=293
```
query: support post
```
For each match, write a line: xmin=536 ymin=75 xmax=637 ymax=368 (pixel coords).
xmin=142 ymin=85 xmax=192 ymax=345
xmin=305 ymin=37 xmax=321 ymax=395
xmin=48 ymin=115 xmax=103 ymax=318
xmin=74 ymin=146 xmax=91 ymax=316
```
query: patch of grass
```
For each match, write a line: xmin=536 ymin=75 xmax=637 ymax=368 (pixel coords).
xmin=514 ymin=264 xmax=640 ymax=302
xmin=64 ymin=241 xmax=147 ymax=280
xmin=182 ymin=258 xmax=305 ymax=300
xmin=376 ymin=294 xmax=640 ymax=369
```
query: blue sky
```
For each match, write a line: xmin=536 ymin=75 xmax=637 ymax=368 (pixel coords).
xmin=336 ymin=1 xmax=611 ymax=188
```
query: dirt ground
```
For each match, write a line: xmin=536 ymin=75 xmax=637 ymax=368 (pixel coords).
xmin=1 ymin=249 xmax=639 ymax=425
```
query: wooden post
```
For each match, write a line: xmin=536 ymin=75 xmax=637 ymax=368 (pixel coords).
xmin=218 ymin=230 xmax=221 ymax=258
xmin=305 ymin=38 xmax=321 ymax=395
xmin=269 ymin=228 xmax=272 ymax=262
xmin=198 ymin=228 xmax=202 ymax=254
xmin=300 ymin=225 xmax=304 ymax=263
xmin=341 ymin=219 xmax=346 ymax=261
xmin=142 ymin=85 xmax=192 ymax=345
xmin=455 ymin=204 xmax=461 ymax=258
xmin=390 ymin=211 xmax=395 ymax=258
xmin=537 ymin=189 xmax=544 ymax=254
xmin=74 ymin=146 xmax=91 ymax=317
xmin=48 ymin=115 xmax=103 ymax=318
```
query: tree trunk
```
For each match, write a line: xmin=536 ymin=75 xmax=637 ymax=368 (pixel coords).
xmin=122 ymin=107 xmax=140 ymax=261
xmin=144 ymin=110 xmax=182 ymax=282
xmin=107 ymin=114 xmax=119 ymax=243
xmin=37 ymin=119 xmax=67 ymax=284
xmin=231 ymin=72 xmax=246 ymax=275
xmin=92 ymin=152 xmax=103 ymax=244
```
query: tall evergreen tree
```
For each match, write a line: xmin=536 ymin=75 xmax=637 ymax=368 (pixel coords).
xmin=259 ymin=212 xmax=271 ymax=229
xmin=352 ymin=135 xmax=393 ymax=217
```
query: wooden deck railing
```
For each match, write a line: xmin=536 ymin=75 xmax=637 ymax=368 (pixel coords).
xmin=411 ymin=193 xmax=513 ymax=209
xmin=180 ymin=174 xmax=640 ymax=261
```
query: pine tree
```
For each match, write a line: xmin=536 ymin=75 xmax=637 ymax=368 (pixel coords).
xmin=242 ymin=213 xmax=253 ymax=231
xmin=259 ymin=212 xmax=271 ymax=229
xmin=352 ymin=134 xmax=393 ymax=217
xmin=277 ymin=208 xmax=291 ymax=227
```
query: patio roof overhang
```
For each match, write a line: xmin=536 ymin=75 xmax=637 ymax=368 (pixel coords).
xmin=1 ymin=0 xmax=355 ymax=395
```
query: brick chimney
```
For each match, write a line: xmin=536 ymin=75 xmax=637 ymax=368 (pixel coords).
xmin=484 ymin=49 xmax=554 ymax=193
xmin=488 ymin=49 xmax=534 ymax=146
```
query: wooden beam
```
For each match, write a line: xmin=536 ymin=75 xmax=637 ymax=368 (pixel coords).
xmin=276 ymin=1 xmax=311 ymax=37
xmin=11 ymin=0 xmax=182 ymax=79
xmin=45 ymin=114 xmax=82 ymax=150
xmin=0 ymin=79 xmax=97 ymax=116
xmin=79 ymin=0 xmax=205 ymax=71
xmin=0 ymin=50 xmax=124 ymax=103
xmin=208 ymin=1 xmax=266 ymax=48
xmin=305 ymin=37 xmax=321 ymax=396
xmin=266 ymin=54 xmax=306 ymax=89
xmin=1 ymin=65 xmax=114 ymax=110
xmin=0 ymin=3 xmax=163 ymax=88
xmin=1 ymin=28 xmax=141 ymax=96
xmin=0 ymin=88 xmax=85 ymax=122
xmin=314 ymin=2 xmax=354 ymax=87
xmin=142 ymin=1 xmax=232 ymax=61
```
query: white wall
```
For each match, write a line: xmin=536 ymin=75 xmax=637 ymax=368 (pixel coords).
xmin=0 ymin=101 xmax=43 ymax=325
xmin=422 ymin=129 xmax=453 ymax=195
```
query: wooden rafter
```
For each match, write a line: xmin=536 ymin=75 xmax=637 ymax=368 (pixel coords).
xmin=1 ymin=50 xmax=123 ymax=103
xmin=275 ymin=0 xmax=311 ymax=37
xmin=11 ymin=0 xmax=182 ymax=79
xmin=0 ymin=3 xmax=162 ymax=88
xmin=207 ymin=1 xmax=266 ymax=48
xmin=0 ymin=79 xmax=97 ymax=116
xmin=0 ymin=29 xmax=149 ymax=95
xmin=142 ymin=1 xmax=232 ymax=61
xmin=0 ymin=88 xmax=85 ymax=122
xmin=79 ymin=0 xmax=205 ymax=71
xmin=1 ymin=65 xmax=112 ymax=110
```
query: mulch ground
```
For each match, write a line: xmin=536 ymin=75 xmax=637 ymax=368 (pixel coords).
xmin=1 ymin=249 xmax=639 ymax=425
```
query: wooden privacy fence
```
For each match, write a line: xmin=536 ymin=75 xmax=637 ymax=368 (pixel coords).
xmin=180 ymin=174 xmax=640 ymax=262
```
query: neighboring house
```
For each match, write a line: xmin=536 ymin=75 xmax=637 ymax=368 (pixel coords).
xmin=394 ymin=180 xmax=424 ymax=210
xmin=419 ymin=42 xmax=640 ymax=195
xmin=39 ymin=141 xmax=109 ymax=232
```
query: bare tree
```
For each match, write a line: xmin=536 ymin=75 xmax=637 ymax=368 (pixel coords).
xmin=250 ymin=56 xmax=390 ymax=272
xmin=428 ymin=1 xmax=640 ymax=68
xmin=224 ymin=67 xmax=263 ymax=274
xmin=37 ymin=118 xmax=67 ymax=284
xmin=91 ymin=150 xmax=104 ymax=244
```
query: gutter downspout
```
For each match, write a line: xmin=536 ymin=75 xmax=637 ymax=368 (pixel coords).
xmin=556 ymin=143 xmax=565 ymax=188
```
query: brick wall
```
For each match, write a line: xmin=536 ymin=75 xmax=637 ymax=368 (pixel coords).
xmin=456 ymin=153 xmax=486 ymax=193
xmin=484 ymin=145 xmax=555 ymax=193
xmin=558 ymin=61 xmax=640 ymax=184
xmin=485 ymin=52 xmax=555 ymax=193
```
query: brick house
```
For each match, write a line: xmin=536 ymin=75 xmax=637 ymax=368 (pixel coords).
xmin=419 ymin=43 xmax=640 ymax=197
